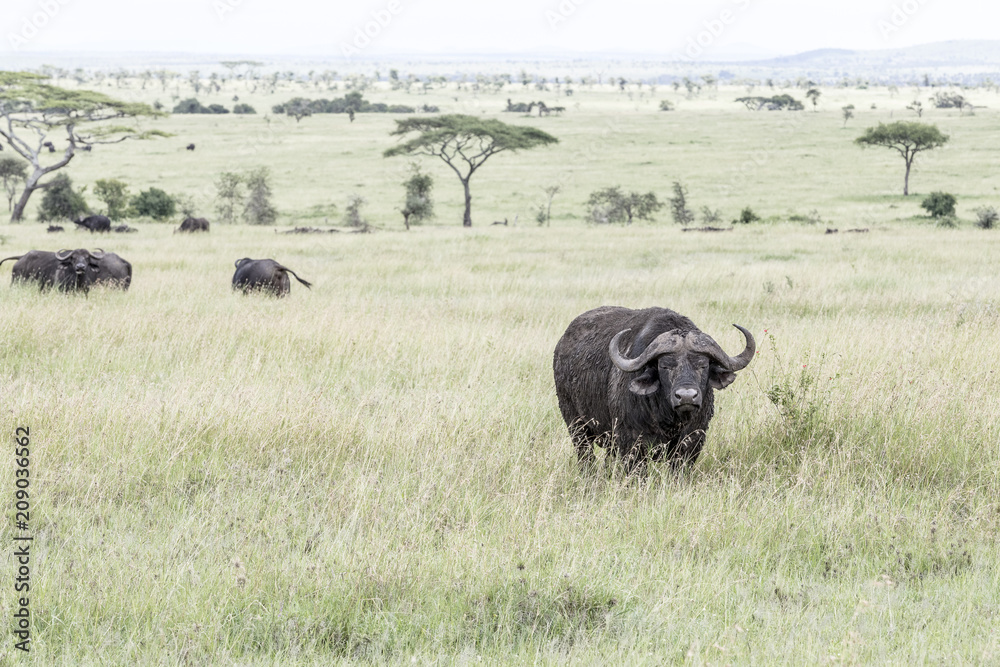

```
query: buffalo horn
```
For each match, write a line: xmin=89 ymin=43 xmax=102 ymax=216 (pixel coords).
xmin=609 ymin=329 xmax=684 ymax=372
xmin=688 ymin=325 xmax=756 ymax=371
xmin=55 ymin=249 xmax=72 ymax=260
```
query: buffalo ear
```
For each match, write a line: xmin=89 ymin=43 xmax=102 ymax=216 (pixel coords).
xmin=709 ymin=364 xmax=737 ymax=389
xmin=628 ymin=366 xmax=660 ymax=396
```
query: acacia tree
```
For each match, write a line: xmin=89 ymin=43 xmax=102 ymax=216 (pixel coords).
xmin=855 ymin=121 xmax=949 ymax=195
xmin=805 ymin=87 xmax=821 ymax=110
xmin=0 ymin=72 xmax=167 ymax=222
xmin=384 ymin=114 xmax=558 ymax=226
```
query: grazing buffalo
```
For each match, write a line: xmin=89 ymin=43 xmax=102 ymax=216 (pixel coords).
xmin=232 ymin=258 xmax=311 ymax=297
xmin=176 ymin=217 xmax=210 ymax=233
xmin=112 ymin=224 xmax=137 ymax=233
xmin=186 ymin=143 xmax=196 ymax=151
xmin=1 ymin=249 xmax=100 ymax=293
xmin=553 ymin=306 xmax=755 ymax=472
xmin=47 ymin=225 xmax=64 ymax=233
xmin=73 ymin=215 xmax=111 ymax=233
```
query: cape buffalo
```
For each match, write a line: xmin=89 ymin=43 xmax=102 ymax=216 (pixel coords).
xmin=176 ymin=217 xmax=210 ymax=233
xmin=1 ymin=249 xmax=101 ymax=293
xmin=92 ymin=251 xmax=132 ymax=290
xmin=553 ymin=306 xmax=755 ymax=472
xmin=232 ymin=258 xmax=311 ymax=297
xmin=1 ymin=249 xmax=131 ymax=292
xmin=73 ymin=215 xmax=111 ymax=233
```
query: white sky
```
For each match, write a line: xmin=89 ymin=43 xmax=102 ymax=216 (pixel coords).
xmin=1 ymin=0 xmax=996 ymax=60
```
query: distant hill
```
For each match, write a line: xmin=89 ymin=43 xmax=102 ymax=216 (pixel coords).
xmin=4 ymin=40 xmax=1000 ymax=84
xmin=748 ymin=40 xmax=1000 ymax=73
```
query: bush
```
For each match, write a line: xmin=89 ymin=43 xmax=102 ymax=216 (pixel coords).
xmin=172 ymin=98 xmax=229 ymax=114
xmin=586 ymin=186 xmax=663 ymax=225
xmin=930 ymin=92 xmax=967 ymax=109
xmin=0 ymin=156 xmax=28 ymax=213
xmin=789 ymin=209 xmax=822 ymax=225
xmin=232 ymin=103 xmax=256 ymax=114
xmin=700 ymin=206 xmax=722 ymax=224
xmin=130 ymin=187 xmax=176 ymax=220
xmin=173 ymin=98 xmax=206 ymax=114
xmin=214 ymin=172 xmax=244 ymax=224
xmin=733 ymin=206 xmax=760 ymax=224
xmin=659 ymin=100 xmax=675 ymax=111
xmin=93 ymin=178 xmax=130 ymax=219
xmin=273 ymin=92 xmax=418 ymax=117
xmin=242 ymin=167 xmax=277 ymax=225
xmin=174 ymin=194 xmax=197 ymax=218
xmin=668 ymin=182 xmax=695 ymax=225
xmin=38 ymin=174 xmax=89 ymax=222
xmin=344 ymin=194 xmax=369 ymax=230
xmin=921 ymin=191 xmax=956 ymax=218
xmin=400 ymin=163 xmax=434 ymax=229
xmin=973 ymin=206 xmax=998 ymax=229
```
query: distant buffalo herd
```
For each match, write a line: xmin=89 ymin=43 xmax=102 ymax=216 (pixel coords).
xmin=3 ymin=216 xmax=311 ymax=297
xmin=66 ymin=215 xmax=208 ymax=235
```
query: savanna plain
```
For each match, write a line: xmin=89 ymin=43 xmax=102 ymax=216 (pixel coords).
xmin=1 ymin=74 xmax=1000 ymax=664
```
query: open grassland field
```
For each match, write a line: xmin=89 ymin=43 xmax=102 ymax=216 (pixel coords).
xmin=11 ymin=79 xmax=1000 ymax=227
xmin=1 ymin=76 xmax=1000 ymax=664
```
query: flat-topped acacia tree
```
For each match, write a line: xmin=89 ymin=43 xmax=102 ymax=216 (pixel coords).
xmin=384 ymin=114 xmax=558 ymax=227
xmin=855 ymin=121 xmax=949 ymax=196
xmin=0 ymin=72 xmax=168 ymax=222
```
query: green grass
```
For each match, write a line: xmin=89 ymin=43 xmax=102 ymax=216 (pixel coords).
xmin=1 ymin=76 xmax=1000 ymax=664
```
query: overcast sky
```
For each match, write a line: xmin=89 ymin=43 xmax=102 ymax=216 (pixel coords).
xmin=2 ymin=0 xmax=997 ymax=60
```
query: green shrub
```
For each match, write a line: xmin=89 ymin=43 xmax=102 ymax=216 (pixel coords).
xmin=733 ymin=206 xmax=761 ymax=224
xmin=921 ymin=191 xmax=956 ymax=218
xmin=232 ymin=103 xmax=256 ymax=114
xmin=93 ymin=178 xmax=130 ymax=219
xmin=973 ymin=205 xmax=998 ymax=229
xmin=242 ymin=167 xmax=277 ymax=225
xmin=130 ymin=187 xmax=176 ymax=220
xmin=38 ymin=174 xmax=89 ymax=222
xmin=668 ymin=181 xmax=695 ymax=225
xmin=172 ymin=98 xmax=229 ymax=114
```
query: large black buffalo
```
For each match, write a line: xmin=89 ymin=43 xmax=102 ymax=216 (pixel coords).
xmin=73 ymin=215 xmax=111 ymax=233
xmin=553 ymin=306 xmax=755 ymax=472
xmin=176 ymin=217 xmax=210 ymax=233
xmin=1 ymin=249 xmax=131 ymax=292
xmin=2 ymin=249 xmax=98 ymax=292
xmin=232 ymin=258 xmax=311 ymax=297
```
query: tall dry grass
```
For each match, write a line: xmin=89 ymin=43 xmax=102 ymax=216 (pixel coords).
xmin=1 ymin=221 xmax=998 ymax=663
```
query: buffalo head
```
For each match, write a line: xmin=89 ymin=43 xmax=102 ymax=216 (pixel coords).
xmin=609 ymin=325 xmax=755 ymax=413
xmin=55 ymin=248 xmax=104 ymax=292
